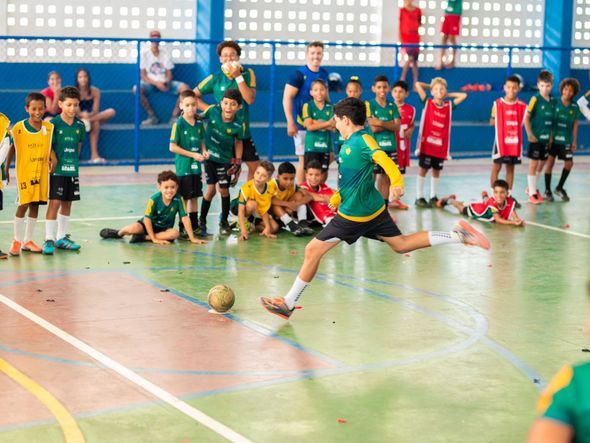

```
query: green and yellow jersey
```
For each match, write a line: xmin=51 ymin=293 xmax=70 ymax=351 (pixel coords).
xmin=553 ymin=100 xmax=580 ymax=146
xmin=50 ymin=115 xmax=85 ymax=177
xmin=170 ymin=116 xmax=205 ymax=176
xmin=197 ymin=68 xmax=256 ymax=138
xmin=303 ymin=100 xmax=333 ymax=153
xmin=201 ymin=105 xmax=246 ymax=164
xmin=336 ymin=128 xmax=403 ymax=222
xmin=272 ymin=178 xmax=299 ymax=202
xmin=527 ymin=94 xmax=556 ymax=143
xmin=142 ymin=191 xmax=187 ymax=230
xmin=238 ymin=179 xmax=277 ymax=216
xmin=366 ymin=99 xmax=401 ymax=152
xmin=537 ymin=362 xmax=590 ymax=442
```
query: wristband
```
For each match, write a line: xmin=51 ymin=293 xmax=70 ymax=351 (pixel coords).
xmin=235 ymin=75 xmax=245 ymax=84
xmin=232 ymin=158 xmax=242 ymax=166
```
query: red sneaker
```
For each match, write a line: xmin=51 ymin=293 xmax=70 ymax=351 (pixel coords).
xmin=454 ymin=220 xmax=490 ymax=250
xmin=21 ymin=241 xmax=42 ymax=253
xmin=9 ymin=240 xmax=21 ymax=256
xmin=388 ymin=199 xmax=409 ymax=210
xmin=528 ymin=194 xmax=542 ymax=205
xmin=259 ymin=296 xmax=294 ymax=320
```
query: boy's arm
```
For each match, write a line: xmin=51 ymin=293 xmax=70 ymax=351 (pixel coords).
xmin=493 ymin=211 xmax=524 ymax=226
xmin=4 ymin=144 xmax=14 ymax=183
xmin=169 ymin=142 xmax=204 ymax=161
xmin=448 ymin=92 xmax=467 ymax=106
xmin=378 ymin=118 xmax=401 ymax=133
xmin=405 ymin=121 xmax=415 ymax=138
xmin=572 ymin=120 xmax=579 ymax=152
xmin=49 ymin=150 xmax=57 ymax=173
xmin=490 ymin=102 xmax=496 ymax=126
xmin=238 ymin=203 xmax=248 ymax=240
xmin=283 ymin=84 xmax=300 ymax=136
xmin=271 ymin=196 xmax=297 ymax=210
xmin=524 ymin=113 xmax=538 ymax=143
xmin=304 ymin=119 xmax=333 ymax=131
xmin=235 ymin=68 xmax=256 ymax=105
xmin=259 ymin=212 xmax=277 ymax=239
xmin=372 ymin=150 xmax=404 ymax=199
xmin=0 ymin=137 xmax=9 ymax=166
xmin=142 ymin=217 xmax=165 ymax=244
xmin=181 ymin=215 xmax=207 ymax=244
xmin=414 ymin=82 xmax=429 ymax=102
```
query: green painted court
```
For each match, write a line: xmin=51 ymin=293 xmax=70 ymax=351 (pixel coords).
xmin=0 ymin=159 xmax=589 ymax=442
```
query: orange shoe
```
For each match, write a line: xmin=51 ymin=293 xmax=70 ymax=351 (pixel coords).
xmin=454 ymin=220 xmax=491 ymax=250
xmin=21 ymin=241 xmax=42 ymax=253
xmin=9 ymin=240 xmax=21 ymax=256
xmin=388 ymin=199 xmax=409 ymax=210
xmin=528 ymin=194 xmax=542 ymax=205
xmin=259 ymin=296 xmax=294 ymax=320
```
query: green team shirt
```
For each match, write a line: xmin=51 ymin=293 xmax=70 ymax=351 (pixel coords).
xmin=170 ymin=116 xmax=205 ymax=176
xmin=50 ymin=115 xmax=86 ymax=177
xmin=538 ymin=362 xmax=590 ymax=442
xmin=197 ymin=68 xmax=256 ymax=138
xmin=553 ymin=100 xmax=580 ymax=146
xmin=366 ymin=99 xmax=400 ymax=152
xmin=445 ymin=0 xmax=463 ymax=15
xmin=142 ymin=191 xmax=187 ymax=230
xmin=201 ymin=105 xmax=246 ymax=164
xmin=527 ymin=94 xmax=555 ymax=142
xmin=303 ymin=100 xmax=333 ymax=153
xmin=337 ymin=128 xmax=386 ymax=220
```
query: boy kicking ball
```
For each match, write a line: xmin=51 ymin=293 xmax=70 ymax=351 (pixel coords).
xmin=260 ymin=97 xmax=490 ymax=320
xmin=99 ymin=170 xmax=207 ymax=245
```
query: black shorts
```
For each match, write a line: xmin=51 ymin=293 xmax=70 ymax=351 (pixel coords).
xmin=374 ymin=151 xmax=399 ymax=174
xmin=418 ymin=154 xmax=444 ymax=171
xmin=0 ymin=189 xmax=3 ymax=211
xmin=315 ymin=208 xmax=402 ymax=245
xmin=137 ymin=219 xmax=170 ymax=235
xmin=493 ymin=156 xmax=521 ymax=165
xmin=548 ymin=144 xmax=573 ymax=161
xmin=304 ymin=152 xmax=330 ymax=171
xmin=204 ymin=160 xmax=231 ymax=188
xmin=241 ymin=137 xmax=260 ymax=162
xmin=527 ymin=142 xmax=549 ymax=160
xmin=178 ymin=174 xmax=203 ymax=200
xmin=49 ymin=176 xmax=80 ymax=201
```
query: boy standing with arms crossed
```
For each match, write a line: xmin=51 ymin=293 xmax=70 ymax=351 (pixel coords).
xmin=414 ymin=78 xmax=467 ymax=207
xmin=5 ymin=93 xmax=55 ymax=256
xmin=169 ymin=90 xmax=207 ymax=238
xmin=524 ymin=70 xmax=555 ymax=204
xmin=42 ymin=87 xmax=86 ymax=255
xmin=199 ymin=89 xmax=245 ymax=236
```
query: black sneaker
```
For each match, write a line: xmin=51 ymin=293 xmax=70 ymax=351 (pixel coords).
xmin=100 ymin=228 xmax=122 ymax=239
xmin=198 ymin=222 xmax=208 ymax=237
xmin=219 ymin=220 xmax=232 ymax=235
xmin=415 ymin=198 xmax=430 ymax=208
xmin=429 ymin=197 xmax=438 ymax=207
xmin=555 ymin=188 xmax=570 ymax=202
xmin=544 ymin=190 xmax=554 ymax=202
xmin=512 ymin=197 xmax=522 ymax=209
xmin=129 ymin=234 xmax=148 ymax=243
xmin=179 ymin=228 xmax=189 ymax=240
xmin=297 ymin=221 xmax=314 ymax=235
xmin=0 ymin=250 xmax=7 ymax=260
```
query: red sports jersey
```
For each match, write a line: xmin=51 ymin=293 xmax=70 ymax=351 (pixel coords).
xmin=469 ymin=196 xmax=515 ymax=222
xmin=396 ymin=102 xmax=416 ymax=168
xmin=492 ymin=98 xmax=527 ymax=158
xmin=399 ymin=7 xmax=422 ymax=43
xmin=299 ymin=181 xmax=336 ymax=225
xmin=416 ymin=99 xmax=452 ymax=159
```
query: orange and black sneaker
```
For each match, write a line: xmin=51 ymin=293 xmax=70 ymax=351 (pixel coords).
xmin=259 ymin=296 xmax=294 ymax=320
xmin=0 ymin=250 xmax=7 ymax=259
xmin=454 ymin=220 xmax=490 ymax=250
xmin=436 ymin=194 xmax=456 ymax=208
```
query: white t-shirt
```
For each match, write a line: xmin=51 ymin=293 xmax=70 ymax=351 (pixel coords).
xmin=140 ymin=46 xmax=174 ymax=83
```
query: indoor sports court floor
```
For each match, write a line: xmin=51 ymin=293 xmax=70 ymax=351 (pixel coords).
xmin=0 ymin=158 xmax=589 ymax=443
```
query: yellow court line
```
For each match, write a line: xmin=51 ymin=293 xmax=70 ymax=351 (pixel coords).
xmin=0 ymin=357 xmax=85 ymax=443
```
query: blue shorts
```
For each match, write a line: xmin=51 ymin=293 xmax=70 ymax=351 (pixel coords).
xmin=140 ymin=80 xmax=185 ymax=95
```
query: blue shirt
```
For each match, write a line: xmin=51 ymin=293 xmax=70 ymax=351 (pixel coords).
xmin=287 ymin=65 xmax=329 ymax=129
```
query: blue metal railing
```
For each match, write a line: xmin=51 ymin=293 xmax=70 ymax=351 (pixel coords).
xmin=0 ymin=35 xmax=586 ymax=170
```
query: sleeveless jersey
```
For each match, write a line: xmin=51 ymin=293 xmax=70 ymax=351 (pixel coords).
xmin=396 ymin=102 xmax=416 ymax=168
xmin=468 ymin=196 xmax=515 ymax=222
xmin=492 ymin=98 xmax=527 ymax=158
xmin=11 ymin=119 xmax=54 ymax=205
xmin=416 ymin=99 xmax=452 ymax=159
xmin=299 ymin=181 xmax=336 ymax=224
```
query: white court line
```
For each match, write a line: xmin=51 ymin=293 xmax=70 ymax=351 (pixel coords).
xmin=0 ymin=293 xmax=253 ymax=443
xmin=526 ymin=221 xmax=590 ymax=239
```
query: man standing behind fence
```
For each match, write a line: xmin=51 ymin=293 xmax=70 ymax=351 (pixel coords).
xmin=134 ymin=30 xmax=190 ymax=126
xmin=283 ymin=41 xmax=329 ymax=184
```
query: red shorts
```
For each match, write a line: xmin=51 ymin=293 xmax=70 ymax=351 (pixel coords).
xmin=441 ymin=14 xmax=461 ymax=36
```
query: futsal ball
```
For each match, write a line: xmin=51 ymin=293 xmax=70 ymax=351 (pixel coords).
xmin=221 ymin=61 xmax=242 ymax=79
xmin=207 ymin=284 xmax=235 ymax=313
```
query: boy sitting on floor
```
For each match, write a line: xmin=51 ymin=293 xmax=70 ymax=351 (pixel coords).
xmin=299 ymin=160 xmax=337 ymax=227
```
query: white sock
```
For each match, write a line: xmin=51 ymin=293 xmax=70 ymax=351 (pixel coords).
xmin=24 ymin=217 xmax=37 ymax=243
xmin=297 ymin=205 xmax=307 ymax=221
xmin=45 ymin=219 xmax=57 ymax=241
xmin=14 ymin=217 xmax=25 ymax=242
xmin=283 ymin=276 xmax=309 ymax=309
xmin=428 ymin=231 xmax=461 ymax=246
xmin=57 ymin=214 xmax=69 ymax=240
xmin=430 ymin=177 xmax=440 ymax=199
xmin=280 ymin=214 xmax=293 ymax=226
xmin=416 ymin=176 xmax=425 ymax=199
xmin=527 ymin=175 xmax=536 ymax=195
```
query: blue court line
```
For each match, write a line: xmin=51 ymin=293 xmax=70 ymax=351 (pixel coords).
xmin=189 ymin=250 xmax=545 ymax=388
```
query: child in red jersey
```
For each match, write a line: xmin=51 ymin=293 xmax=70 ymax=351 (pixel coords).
xmin=414 ymin=77 xmax=467 ymax=208
xmin=399 ymin=0 xmax=422 ymax=85
xmin=299 ymin=160 xmax=336 ymax=226
xmin=437 ymin=179 xmax=524 ymax=226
